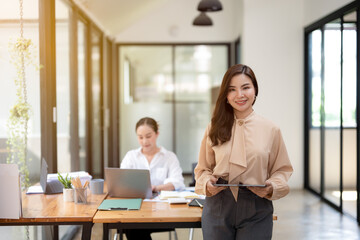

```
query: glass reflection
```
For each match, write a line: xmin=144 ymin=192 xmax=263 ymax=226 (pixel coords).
xmin=309 ymin=30 xmax=321 ymax=192
xmin=56 ymin=0 xmax=71 ymax=172
xmin=119 ymin=45 xmax=228 ymax=173
xmin=323 ymin=20 xmax=341 ymax=206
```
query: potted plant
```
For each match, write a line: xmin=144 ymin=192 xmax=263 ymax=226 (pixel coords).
xmin=58 ymin=173 xmax=73 ymax=202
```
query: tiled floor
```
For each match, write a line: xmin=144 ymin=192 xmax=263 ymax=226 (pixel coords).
xmin=272 ymin=189 xmax=360 ymax=240
xmin=73 ymin=189 xmax=360 ymax=240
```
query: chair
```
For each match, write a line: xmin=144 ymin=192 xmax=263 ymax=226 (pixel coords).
xmin=189 ymin=163 xmax=197 ymax=187
xmin=188 ymin=162 xmax=198 ymax=240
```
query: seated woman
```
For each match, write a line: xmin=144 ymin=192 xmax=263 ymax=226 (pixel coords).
xmin=120 ymin=117 xmax=185 ymax=240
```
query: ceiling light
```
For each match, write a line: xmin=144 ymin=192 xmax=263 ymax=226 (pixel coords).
xmin=192 ymin=12 xmax=213 ymax=26
xmin=197 ymin=0 xmax=223 ymax=12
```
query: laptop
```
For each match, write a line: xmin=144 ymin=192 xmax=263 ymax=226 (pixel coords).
xmin=27 ymin=158 xmax=63 ymax=194
xmin=105 ymin=168 xmax=153 ymax=199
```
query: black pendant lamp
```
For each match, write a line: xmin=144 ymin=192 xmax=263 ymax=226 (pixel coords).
xmin=193 ymin=12 xmax=213 ymax=26
xmin=197 ymin=0 xmax=223 ymax=12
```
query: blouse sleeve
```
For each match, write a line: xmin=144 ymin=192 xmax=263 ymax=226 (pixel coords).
xmin=120 ymin=151 xmax=135 ymax=169
xmin=194 ymin=125 xmax=216 ymax=196
xmin=266 ymin=128 xmax=293 ymax=200
xmin=162 ymin=152 xmax=185 ymax=191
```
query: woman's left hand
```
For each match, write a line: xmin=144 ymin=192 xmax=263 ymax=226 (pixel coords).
xmin=247 ymin=180 xmax=273 ymax=198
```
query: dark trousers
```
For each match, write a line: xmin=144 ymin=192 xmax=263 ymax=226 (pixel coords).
xmin=202 ymin=187 xmax=273 ymax=240
xmin=124 ymin=229 xmax=152 ymax=240
xmin=124 ymin=228 xmax=175 ymax=240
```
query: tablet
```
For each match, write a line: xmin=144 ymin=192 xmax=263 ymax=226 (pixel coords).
xmin=213 ymin=184 xmax=266 ymax=187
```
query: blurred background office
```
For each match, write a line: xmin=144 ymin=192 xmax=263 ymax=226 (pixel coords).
xmin=0 ymin=0 xmax=359 ymax=239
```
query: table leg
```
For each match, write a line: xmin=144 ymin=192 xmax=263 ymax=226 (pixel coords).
xmin=54 ymin=225 xmax=59 ymax=240
xmin=81 ymin=223 xmax=93 ymax=240
xmin=118 ymin=229 xmax=123 ymax=240
xmin=103 ymin=223 xmax=109 ymax=240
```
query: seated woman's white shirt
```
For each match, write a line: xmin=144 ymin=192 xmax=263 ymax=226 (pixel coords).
xmin=120 ymin=146 xmax=185 ymax=191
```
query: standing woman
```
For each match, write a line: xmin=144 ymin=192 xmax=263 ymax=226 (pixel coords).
xmin=194 ymin=64 xmax=293 ymax=239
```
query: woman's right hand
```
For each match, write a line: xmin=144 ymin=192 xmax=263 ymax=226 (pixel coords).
xmin=206 ymin=176 xmax=226 ymax=196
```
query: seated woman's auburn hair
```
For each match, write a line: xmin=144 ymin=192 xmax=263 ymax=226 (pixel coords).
xmin=209 ymin=64 xmax=258 ymax=146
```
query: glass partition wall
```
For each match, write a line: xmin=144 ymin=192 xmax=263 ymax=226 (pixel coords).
xmin=0 ymin=0 xmax=111 ymax=238
xmin=118 ymin=44 xmax=229 ymax=173
xmin=305 ymin=2 xmax=359 ymax=222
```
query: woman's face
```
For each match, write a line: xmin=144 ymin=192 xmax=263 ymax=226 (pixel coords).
xmin=136 ymin=124 xmax=159 ymax=154
xmin=226 ymin=74 xmax=256 ymax=119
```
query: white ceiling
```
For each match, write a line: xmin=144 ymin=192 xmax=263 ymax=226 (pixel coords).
xmin=72 ymin=0 xmax=240 ymax=42
xmin=74 ymin=0 xmax=171 ymax=36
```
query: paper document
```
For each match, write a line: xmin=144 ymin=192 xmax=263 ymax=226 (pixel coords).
xmin=48 ymin=171 xmax=92 ymax=186
xmin=0 ymin=164 xmax=22 ymax=219
xmin=26 ymin=185 xmax=44 ymax=194
xmin=159 ymin=191 xmax=200 ymax=200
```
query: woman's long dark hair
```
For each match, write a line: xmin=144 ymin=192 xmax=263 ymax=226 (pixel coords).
xmin=209 ymin=64 xmax=258 ymax=146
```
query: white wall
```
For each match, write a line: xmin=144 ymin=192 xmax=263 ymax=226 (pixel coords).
xmin=241 ymin=0 xmax=304 ymax=189
xmin=114 ymin=0 xmax=355 ymax=190
xmin=240 ymin=0 xmax=354 ymax=190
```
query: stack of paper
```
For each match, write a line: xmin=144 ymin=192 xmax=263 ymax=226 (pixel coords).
xmin=159 ymin=191 xmax=200 ymax=200
xmin=48 ymin=171 xmax=92 ymax=186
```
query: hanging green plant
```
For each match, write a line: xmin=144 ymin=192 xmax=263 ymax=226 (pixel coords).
xmin=6 ymin=0 xmax=41 ymax=191
xmin=6 ymin=37 xmax=38 ymax=190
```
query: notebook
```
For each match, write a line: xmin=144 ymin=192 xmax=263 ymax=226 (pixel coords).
xmin=105 ymin=168 xmax=153 ymax=199
xmin=26 ymin=158 xmax=63 ymax=194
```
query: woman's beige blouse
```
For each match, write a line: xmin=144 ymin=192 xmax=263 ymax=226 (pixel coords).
xmin=194 ymin=111 xmax=293 ymax=201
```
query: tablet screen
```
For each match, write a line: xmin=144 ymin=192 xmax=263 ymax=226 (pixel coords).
xmin=213 ymin=183 xmax=266 ymax=187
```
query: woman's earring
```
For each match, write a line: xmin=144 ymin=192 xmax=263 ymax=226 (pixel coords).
xmin=227 ymin=99 xmax=229 ymax=104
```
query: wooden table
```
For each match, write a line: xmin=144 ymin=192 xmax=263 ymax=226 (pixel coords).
xmin=0 ymin=189 xmax=107 ymax=240
xmin=93 ymin=200 xmax=202 ymax=240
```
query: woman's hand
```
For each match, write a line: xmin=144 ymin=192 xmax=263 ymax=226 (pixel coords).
xmin=248 ymin=180 xmax=273 ymax=198
xmin=152 ymin=183 xmax=175 ymax=192
xmin=206 ymin=176 xmax=226 ymax=196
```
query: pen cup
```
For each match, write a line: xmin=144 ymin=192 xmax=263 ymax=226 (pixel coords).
xmin=90 ymin=179 xmax=104 ymax=194
xmin=74 ymin=187 xmax=87 ymax=204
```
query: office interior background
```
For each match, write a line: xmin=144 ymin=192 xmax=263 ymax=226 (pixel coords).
xmin=0 ymin=0 xmax=359 ymax=238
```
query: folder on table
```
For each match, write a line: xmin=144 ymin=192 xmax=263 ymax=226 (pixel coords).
xmin=98 ymin=198 xmax=142 ymax=211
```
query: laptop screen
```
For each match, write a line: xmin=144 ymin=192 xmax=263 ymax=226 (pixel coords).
xmin=105 ymin=168 xmax=153 ymax=199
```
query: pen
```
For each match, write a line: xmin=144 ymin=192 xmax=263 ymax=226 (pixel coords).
xmin=109 ymin=207 xmax=128 ymax=210
xmin=195 ymin=199 xmax=203 ymax=208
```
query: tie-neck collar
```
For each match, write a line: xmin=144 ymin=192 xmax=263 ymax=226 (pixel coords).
xmin=234 ymin=110 xmax=255 ymax=126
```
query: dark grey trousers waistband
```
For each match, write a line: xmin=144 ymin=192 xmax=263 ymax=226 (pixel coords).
xmin=202 ymin=180 xmax=273 ymax=239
